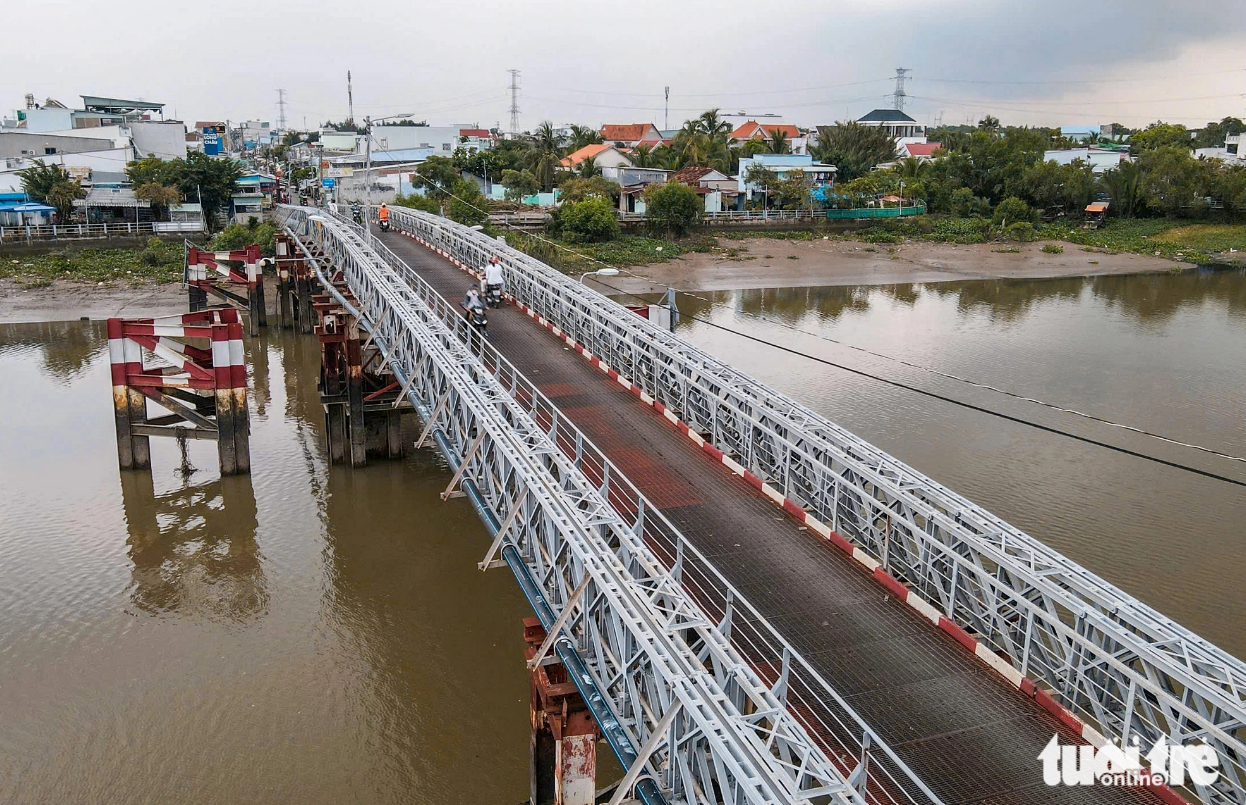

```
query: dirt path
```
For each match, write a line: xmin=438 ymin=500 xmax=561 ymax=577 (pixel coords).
xmin=605 ymin=238 xmax=1179 ymax=294
xmin=0 ymin=280 xmax=187 ymax=323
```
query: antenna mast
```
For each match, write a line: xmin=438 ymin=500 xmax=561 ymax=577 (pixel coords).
xmin=276 ymin=89 xmax=287 ymax=132
xmin=507 ymin=69 xmax=521 ymax=136
xmin=892 ymin=68 xmax=911 ymax=112
xmin=347 ymin=71 xmax=355 ymax=128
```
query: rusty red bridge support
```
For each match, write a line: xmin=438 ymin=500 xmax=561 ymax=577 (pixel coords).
xmin=186 ymin=244 xmax=267 ymax=335
xmin=107 ymin=308 xmax=250 ymax=475
xmin=524 ymin=618 xmax=600 ymax=805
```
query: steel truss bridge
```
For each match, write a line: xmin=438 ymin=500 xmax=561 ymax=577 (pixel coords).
xmin=276 ymin=204 xmax=1245 ymax=805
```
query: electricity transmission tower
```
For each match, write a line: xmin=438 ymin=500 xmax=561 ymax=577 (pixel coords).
xmin=507 ymin=69 xmax=521 ymax=136
xmin=347 ymin=71 xmax=355 ymax=128
xmin=276 ymin=89 xmax=287 ymax=131
xmin=664 ymin=86 xmax=670 ymax=130
xmin=893 ymin=68 xmax=911 ymax=112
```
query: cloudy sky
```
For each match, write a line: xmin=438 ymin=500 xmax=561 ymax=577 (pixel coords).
xmin=6 ymin=0 xmax=1245 ymax=131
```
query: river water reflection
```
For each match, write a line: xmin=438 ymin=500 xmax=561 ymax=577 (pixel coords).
xmin=669 ymin=268 xmax=1246 ymax=657
xmin=0 ymin=322 xmax=532 ymax=805
xmin=1 ymin=267 xmax=1243 ymax=802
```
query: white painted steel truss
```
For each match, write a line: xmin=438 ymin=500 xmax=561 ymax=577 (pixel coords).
xmin=383 ymin=204 xmax=1246 ymax=805
xmin=275 ymin=206 xmax=906 ymax=805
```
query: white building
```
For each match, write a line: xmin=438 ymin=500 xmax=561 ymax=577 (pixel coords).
xmin=1043 ymin=147 xmax=1129 ymax=173
xmin=854 ymin=109 xmax=927 ymax=154
xmin=370 ymin=125 xmax=487 ymax=155
xmin=737 ymin=154 xmax=836 ymax=200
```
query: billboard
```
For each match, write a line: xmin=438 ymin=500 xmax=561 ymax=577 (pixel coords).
xmin=202 ymin=124 xmax=226 ymax=156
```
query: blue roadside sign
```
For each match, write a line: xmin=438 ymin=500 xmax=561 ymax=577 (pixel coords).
xmin=321 ymin=178 xmax=336 ymax=188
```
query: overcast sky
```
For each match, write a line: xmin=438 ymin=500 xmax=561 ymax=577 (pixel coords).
xmin=6 ymin=0 xmax=1245 ymax=131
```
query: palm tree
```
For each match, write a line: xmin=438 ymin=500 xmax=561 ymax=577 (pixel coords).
xmin=567 ymin=124 xmax=602 ymax=152
xmin=697 ymin=109 xmax=732 ymax=138
xmin=630 ymin=143 xmax=657 ymax=168
xmin=768 ymin=130 xmax=791 ymax=155
xmin=895 ymin=156 xmax=928 ymax=180
xmin=577 ymin=157 xmax=602 ymax=179
xmin=525 ymin=121 xmax=567 ymax=192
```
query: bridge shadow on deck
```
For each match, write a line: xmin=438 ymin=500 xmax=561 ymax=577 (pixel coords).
xmin=377 ymin=230 xmax=1162 ymax=805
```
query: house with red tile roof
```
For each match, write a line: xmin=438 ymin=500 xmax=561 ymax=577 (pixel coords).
xmin=599 ymin=123 xmax=663 ymax=148
xmin=728 ymin=121 xmax=807 ymax=154
xmin=902 ymin=142 xmax=942 ymax=160
xmin=560 ymin=143 xmax=633 ymax=170
xmin=670 ymin=166 xmax=739 ymax=212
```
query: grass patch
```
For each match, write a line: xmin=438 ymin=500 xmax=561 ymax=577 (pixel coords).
xmin=0 ymin=238 xmax=185 ymax=286
xmin=1149 ymin=224 xmax=1246 ymax=254
xmin=505 ymin=232 xmax=687 ymax=274
xmin=1041 ymin=243 xmax=1064 ymax=254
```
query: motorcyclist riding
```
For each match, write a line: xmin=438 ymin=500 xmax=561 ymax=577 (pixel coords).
xmin=349 ymin=200 xmax=363 ymax=225
xmin=378 ymin=203 xmax=390 ymax=231
xmin=463 ymin=286 xmax=487 ymax=334
xmin=482 ymin=256 xmax=504 ymax=308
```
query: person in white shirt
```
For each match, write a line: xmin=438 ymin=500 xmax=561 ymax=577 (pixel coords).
xmin=482 ymin=256 xmax=504 ymax=306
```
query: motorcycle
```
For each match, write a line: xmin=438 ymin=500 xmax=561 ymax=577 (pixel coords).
xmin=485 ymin=283 xmax=503 ymax=308
xmin=378 ymin=218 xmax=390 ymax=232
xmin=463 ymin=303 xmax=488 ymax=335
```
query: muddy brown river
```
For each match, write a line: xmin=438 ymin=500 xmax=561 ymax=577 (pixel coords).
xmin=1 ymin=267 xmax=1243 ymax=803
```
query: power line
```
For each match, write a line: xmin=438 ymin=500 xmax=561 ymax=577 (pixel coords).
xmin=404 ymin=183 xmax=1246 ymax=487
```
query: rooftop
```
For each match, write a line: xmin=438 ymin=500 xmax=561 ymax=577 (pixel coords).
xmin=730 ymin=121 xmax=801 ymax=140
xmin=81 ymin=96 xmax=165 ymax=113
xmin=600 ymin=124 xmax=660 ymax=142
xmin=858 ymin=109 xmax=917 ymax=123
xmin=560 ymin=143 xmax=612 ymax=167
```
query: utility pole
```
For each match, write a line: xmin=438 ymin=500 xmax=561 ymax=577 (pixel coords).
xmin=893 ymin=68 xmax=911 ymax=112
xmin=347 ymin=70 xmax=355 ymax=129
xmin=276 ymin=89 xmax=287 ymax=132
xmin=664 ymin=86 xmax=670 ymax=131
xmin=507 ymin=69 xmax=521 ymax=136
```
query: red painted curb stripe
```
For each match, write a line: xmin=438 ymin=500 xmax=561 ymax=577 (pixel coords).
xmin=1034 ymin=688 xmax=1085 ymax=734
xmin=874 ymin=568 xmax=909 ymax=601
xmin=938 ymin=617 xmax=978 ymax=653
xmin=828 ymin=531 xmax=854 ymax=555
xmin=742 ymin=470 xmax=764 ymax=490
xmin=782 ymin=498 xmax=807 ymax=522
xmin=702 ymin=443 xmax=724 ymax=461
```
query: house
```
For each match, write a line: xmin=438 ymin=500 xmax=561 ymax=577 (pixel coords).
xmin=670 ymin=166 xmax=739 ymax=213
xmin=604 ymin=166 xmax=670 ymax=213
xmin=855 ymin=110 xmax=927 ymax=154
xmin=737 ymin=154 xmax=837 ymax=205
xmin=231 ymin=172 xmax=277 ymax=219
xmin=901 ymin=142 xmax=942 ymax=161
xmin=1043 ymin=146 xmax=1129 ymax=174
xmin=560 ymin=144 xmax=632 ymax=170
xmin=599 ymin=123 xmax=664 ymax=148
xmin=4 ymin=95 xmax=168 ymax=133
xmin=729 ymin=121 xmax=807 ymax=154
xmin=458 ymin=128 xmax=495 ymax=151
xmin=370 ymin=125 xmax=488 ymax=155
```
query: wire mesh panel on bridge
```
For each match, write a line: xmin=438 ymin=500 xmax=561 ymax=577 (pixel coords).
xmin=274 ymin=206 xmax=923 ymax=805
xmin=107 ymin=309 xmax=249 ymax=475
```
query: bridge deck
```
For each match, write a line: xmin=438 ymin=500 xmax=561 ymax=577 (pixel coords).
xmin=379 ymin=230 xmax=1162 ymax=805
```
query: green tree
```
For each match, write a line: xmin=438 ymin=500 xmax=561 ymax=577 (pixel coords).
xmin=567 ymin=124 xmax=603 ymax=151
xmin=558 ymin=197 xmax=619 ymax=243
xmin=525 ymin=121 xmax=567 ymax=192
xmin=644 ymin=181 xmax=700 ymax=237
xmin=629 ymin=144 xmax=659 ymax=168
xmin=1195 ymin=117 xmax=1246 ymax=149
xmin=134 ymin=182 xmax=182 ymax=220
xmin=768 ymin=130 xmax=791 ymax=155
xmin=172 ymin=152 xmax=243 ymax=231
xmin=1129 ymin=122 xmax=1192 ymax=154
xmin=558 ymin=176 xmax=619 ymax=203
xmin=812 ymin=122 xmax=897 ymax=181
xmin=447 ymin=178 xmax=488 ymax=226
xmin=17 ymin=161 xmax=85 ymax=221
xmin=499 ymin=168 xmax=540 ymax=201
xmin=412 ymin=155 xmax=460 ymax=200
xmin=126 ymin=156 xmax=179 ymax=187
xmin=770 ymin=169 xmax=811 ymax=209
xmin=1100 ymin=160 xmax=1145 ymax=218
xmin=978 ymin=115 xmax=1001 ymax=131
xmin=697 ymin=109 xmax=732 ymax=138
xmin=1138 ymin=146 xmax=1207 ymax=216
xmin=992 ymin=196 xmax=1034 ymax=226
xmin=577 ymin=156 xmax=602 ymax=179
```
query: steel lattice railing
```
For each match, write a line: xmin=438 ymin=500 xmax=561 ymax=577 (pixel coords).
xmin=383 ymin=203 xmax=1246 ymax=805
xmin=276 ymin=206 xmax=928 ymax=805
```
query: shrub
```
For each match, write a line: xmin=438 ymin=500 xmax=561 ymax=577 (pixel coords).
xmin=993 ymin=196 xmax=1034 ymax=227
xmin=559 ymin=197 xmax=620 ymax=243
xmin=1041 ymin=243 xmax=1064 ymax=254
xmin=1007 ymin=221 xmax=1037 ymax=242
xmin=645 ymin=182 xmax=700 ymax=238
xmin=212 ymin=220 xmax=278 ymax=256
xmin=447 ymin=178 xmax=488 ymax=227
xmin=394 ymin=192 xmax=441 ymax=215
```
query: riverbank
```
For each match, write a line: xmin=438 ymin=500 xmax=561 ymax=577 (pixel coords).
xmin=0 ymin=278 xmax=186 ymax=323
xmin=600 ymin=238 xmax=1182 ymax=294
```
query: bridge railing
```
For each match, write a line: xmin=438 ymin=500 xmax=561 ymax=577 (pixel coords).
xmin=384 ymin=203 xmax=1246 ymax=805
xmin=278 ymin=205 xmax=899 ymax=805
xmin=330 ymin=207 xmax=944 ymax=805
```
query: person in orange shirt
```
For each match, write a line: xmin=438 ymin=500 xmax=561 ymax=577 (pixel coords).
xmin=377 ymin=203 xmax=390 ymax=230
